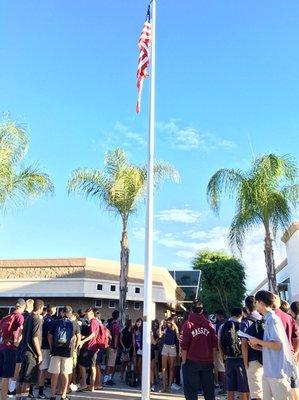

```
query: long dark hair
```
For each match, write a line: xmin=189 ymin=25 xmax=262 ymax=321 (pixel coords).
xmin=133 ymin=318 xmax=143 ymax=334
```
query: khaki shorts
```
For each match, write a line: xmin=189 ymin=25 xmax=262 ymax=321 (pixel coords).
xmin=39 ymin=349 xmax=51 ymax=371
xmin=214 ymin=350 xmax=225 ymax=373
xmin=263 ymin=375 xmax=292 ymax=400
xmin=246 ymin=360 xmax=263 ymax=399
xmin=48 ymin=356 xmax=73 ymax=375
xmin=161 ymin=344 xmax=177 ymax=357
xmin=107 ymin=348 xmax=117 ymax=367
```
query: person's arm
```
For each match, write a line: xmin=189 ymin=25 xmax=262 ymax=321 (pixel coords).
xmin=291 ymin=318 xmax=299 ymax=357
xmin=241 ymin=338 xmax=249 ymax=369
xmin=132 ymin=333 xmax=136 ymax=356
xmin=81 ymin=320 xmax=97 ymax=345
xmin=180 ymin=322 xmax=191 ymax=363
xmin=119 ymin=331 xmax=125 ymax=349
xmin=32 ymin=316 xmax=43 ymax=363
xmin=248 ymin=337 xmax=282 ymax=350
xmin=174 ymin=324 xmax=180 ymax=341
xmin=48 ymin=332 xmax=53 ymax=352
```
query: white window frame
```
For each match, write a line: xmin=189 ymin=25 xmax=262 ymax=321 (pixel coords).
xmin=95 ymin=299 xmax=102 ymax=308
xmin=110 ymin=285 xmax=116 ymax=292
xmin=134 ymin=301 xmax=141 ymax=310
xmin=109 ymin=300 xmax=116 ymax=309
xmin=97 ymin=283 xmax=103 ymax=291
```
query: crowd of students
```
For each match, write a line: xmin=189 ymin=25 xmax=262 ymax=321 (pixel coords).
xmin=0 ymin=291 xmax=298 ymax=400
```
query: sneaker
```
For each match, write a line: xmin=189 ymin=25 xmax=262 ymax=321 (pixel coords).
xmin=69 ymin=383 xmax=78 ymax=392
xmin=171 ymin=383 xmax=181 ymax=391
xmin=105 ymin=379 xmax=115 ymax=386
xmin=37 ymin=395 xmax=49 ymax=399
xmin=28 ymin=395 xmax=35 ymax=399
xmin=151 ymin=386 xmax=156 ymax=392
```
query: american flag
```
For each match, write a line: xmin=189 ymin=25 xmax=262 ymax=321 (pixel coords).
xmin=136 ymin=6 xmax=152 ymax=113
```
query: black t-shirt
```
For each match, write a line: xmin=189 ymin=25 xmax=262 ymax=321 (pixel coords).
xmin=22 ymin=313 xmax=43 ymax=357
xmin=42 ymin=315 xmax=54 ymax=350
xmin=121 ymin=327 xmax=133 ymax=349
xmin=50 ymin=318 xmax=80 ymax=358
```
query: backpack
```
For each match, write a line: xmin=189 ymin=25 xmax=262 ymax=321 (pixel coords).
xmin=125 ymin=370 xmax=138 ymax=387
xmin=96 ymin=324 xmax=109 ymax=349
xmin=0 ymin=314 xmax=17 ymax=344
xmin=54 ymin=319 xmax=73 ymax=348
xmin=220 ymin=320 xmax=241 ymax=357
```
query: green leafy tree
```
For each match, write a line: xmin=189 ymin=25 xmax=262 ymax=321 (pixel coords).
xmin=68 ymin=148 xmax=179 ymax=325
xmin=207 ymin=154 xmax=299 ymax=293
xmin=192 ymin=250 xmax=246 ymax=315
xmin=0 ymin=120 xmax=54 ymax=208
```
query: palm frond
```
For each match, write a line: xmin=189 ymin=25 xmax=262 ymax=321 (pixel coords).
xmin=68 ymin=168 xmax=109 ymax=202
xmin=0 ymin=121 xmax=28 ymax=164
xmin=207 ymin=168 xmax=245 ymax=214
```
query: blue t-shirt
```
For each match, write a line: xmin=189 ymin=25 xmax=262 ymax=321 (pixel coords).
xmin=164 ymin=328 xmax=177 ymax=346
xmin=42 ymin=315 xmax=54 ymax=350
xmin=239 ymin=312 xmax=263 ymax=363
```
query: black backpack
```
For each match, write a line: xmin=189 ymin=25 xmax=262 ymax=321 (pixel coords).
xmin=125 ymin=370 xmax=138 ymax=387
xmin=220 ymin=320 xmax=241 ymax=357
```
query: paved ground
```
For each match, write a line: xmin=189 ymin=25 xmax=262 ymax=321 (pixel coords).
xmin=68 ymin=388 xmax=185 ymax=400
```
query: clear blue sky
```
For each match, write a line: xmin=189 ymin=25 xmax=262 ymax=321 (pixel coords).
xmin=1 ymin=0 xmax=299 ymax=291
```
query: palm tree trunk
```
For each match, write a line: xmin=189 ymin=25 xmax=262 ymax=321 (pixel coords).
xmin=264 ymin=223 xmax=278 ymax=294
xmin=119 ymin=219 xmax=129 ymax=327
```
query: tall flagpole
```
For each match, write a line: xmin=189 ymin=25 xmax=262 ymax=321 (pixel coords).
xmin=142 ymin=0 xmax=156 ymax=398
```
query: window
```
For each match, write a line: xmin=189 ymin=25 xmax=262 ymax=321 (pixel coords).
xmin=0 ymin=306 xmax=13 ymax=318
xmin=135 ymin=287 xmax=141 ymax=294
xmin=97 ymin=284 xmax=103 ymax=291
xmin=109 ymin=300 xmax=116 ymax=309
xmin=95 ymin=299 xmax=102 ymax=308
xmin=125 ymin=301 xmax=129 ymax=309
xmin=134 ymin=302 xmax=141 ymax=310
xmin=110 ymin=285 xmax=116 ymax=292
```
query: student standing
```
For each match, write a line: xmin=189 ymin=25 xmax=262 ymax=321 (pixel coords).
xmin=133 ymin=318 xmax=143 ymax=385
xmin=77 ymin=308 xmax=99 ymax=392
xmin=103 ymin=310 xmax=120 ymax=385
xmin=181 ymin=300 xmax=218 ymax=400
xmin=240 ymin=295 xmax=264 ymax=400
xmin=219 ymin=307 xmax=249 ymax=400
xmin=48 ymin=306 xmax=80 ymax=400
xmin=17 ymin=299 xmax=44 ymax=400
xmin=120 ymin=319 xmax=133 ymax=382
xmin=160 ymin=317 xmax=180 ymax=392
xmin=37 ymin=304 xmax=57 ymax=399
xmin=0 ymin=299 xmax=25 ymax=400
xmin=249 ymin=290 xmax=297 ymax=400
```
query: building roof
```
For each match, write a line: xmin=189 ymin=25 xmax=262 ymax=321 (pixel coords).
xmin=0 ymin=257 xmax=185 ymax=301
xmin=281 ymin=221 xmax=299 ymax=243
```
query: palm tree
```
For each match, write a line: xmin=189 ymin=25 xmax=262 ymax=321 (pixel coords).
xmin=0 ymin=120 xmax=54 ymax=208
xmin=207 ymin=153 xmax=299 ymax=293
xmin=68 ymin=148 xmax=179 ymax=324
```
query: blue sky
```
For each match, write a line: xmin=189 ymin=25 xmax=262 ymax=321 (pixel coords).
xmin=1 ymin=0 xmax=299 ymax=291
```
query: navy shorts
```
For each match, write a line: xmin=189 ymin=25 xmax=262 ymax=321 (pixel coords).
xmin=0 ymin=347 xmax=17 ymax=378
xmin=16 ymin=345 xmax=23 ymax=363
xmin=225 ymin=358 xmax=249 ymax=393
xmin=78 ymin=348 xmax=97 ymax=368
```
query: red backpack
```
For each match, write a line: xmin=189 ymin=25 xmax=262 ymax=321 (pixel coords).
xmin=0 ymin=314 xmax=17 ymax=344
xmin=96 ymin=324 xmax=109 ymax=349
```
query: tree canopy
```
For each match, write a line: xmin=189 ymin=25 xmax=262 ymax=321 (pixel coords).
xmin=0 ymin=120 xmax=54 ymax=208
xmin=192 ymin=250 xmax=246 ymax=315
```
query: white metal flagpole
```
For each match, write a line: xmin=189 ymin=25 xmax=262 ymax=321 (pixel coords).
xmin=142 ymin=0 xmax=156 ymax=398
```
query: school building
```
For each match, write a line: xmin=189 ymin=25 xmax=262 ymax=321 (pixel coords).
xmin=0 ymin=257 xmax=185 ymax=320
xmin=251 ymin=221 xmax=299 ymax=301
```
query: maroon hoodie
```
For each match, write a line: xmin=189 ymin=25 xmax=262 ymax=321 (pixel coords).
xmin=181 ymin=313 xmax=218 ymax=363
